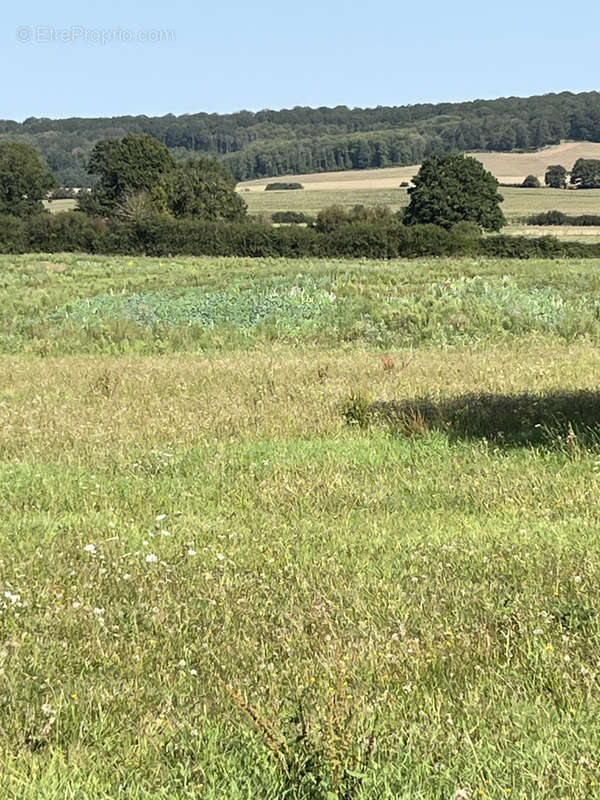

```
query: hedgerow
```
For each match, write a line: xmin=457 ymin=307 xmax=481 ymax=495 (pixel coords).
xmin=3 ymin=211 xmax=600 ymax=259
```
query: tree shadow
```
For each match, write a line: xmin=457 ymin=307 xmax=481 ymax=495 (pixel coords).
xmin=362 ymin=389 xmax=600 ymax=447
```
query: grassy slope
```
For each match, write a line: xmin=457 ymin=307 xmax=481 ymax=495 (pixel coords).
xmin=2 ymin=254 xmax=600 ymax=797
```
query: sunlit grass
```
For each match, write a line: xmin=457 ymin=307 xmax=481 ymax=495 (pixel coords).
xmin=2 ymin=255 xmax=600 ymax=796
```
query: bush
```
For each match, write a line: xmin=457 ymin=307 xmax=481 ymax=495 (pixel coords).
xmin=521 ymin=175 xmax=541 ymax=188
xmin=3 ymin=210 xmax=600 ymax=260
xmin=271 ymin=211 xmax=314 ymax=224
xmin=526 ymin=211 xmax=568 ymax=226
xmin=25 ymin=212 xmax=112 ymax=253
xmin=264 ymin=182 xmax=304 ymax=191
xmin=526 ymin=210 xmax=600 ymax=226
xmin=314 ymin=204 xmax=397 ymax=233
xmin=0 ymin=215 xmax=27 ymax=253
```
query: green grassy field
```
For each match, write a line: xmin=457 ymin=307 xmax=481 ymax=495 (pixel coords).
xmin=2 ymin=253 xmax=600 ymax=798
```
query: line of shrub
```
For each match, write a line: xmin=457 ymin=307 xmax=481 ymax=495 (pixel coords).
xmin=2 ymin=211 xmax=600 ymax=259
xmin=526 ymin=210 xmax=600 ymax=226
xmin=264 ymin=182 xmax=304 ymax=191
xmin=271 ymin=211 xmax=315 ymax=224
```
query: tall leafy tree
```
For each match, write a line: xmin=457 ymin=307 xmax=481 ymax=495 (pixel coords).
xmin=570 ymin=158 xmax=600 ymax=189
xmin=79 ymin=135 xmax=247 ymax=222
xmin=79 ymin=134 xmax=175 ymax=215
xmin=404 ymin=153 xmax=505 ymax=231
xmin=0 ymin=142 xmax=56 ymax=217
xmin=164 ymin=158 xmax=247 ymax=221
xmin=545 ymin=165 xmax=568 ymax=188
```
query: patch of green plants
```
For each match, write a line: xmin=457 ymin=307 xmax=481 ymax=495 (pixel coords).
xmin=372 ymin=274 xmax=600 ymax=345
xmin=52 ymin=280 xmax=338 ymax=334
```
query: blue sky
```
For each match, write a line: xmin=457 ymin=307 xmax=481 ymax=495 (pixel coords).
xmin=2 ymin=0 xmax=598 ymax=120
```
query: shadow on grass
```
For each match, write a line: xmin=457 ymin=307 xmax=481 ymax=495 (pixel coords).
xmin=344 ymin=389 xmax=600 ymax=448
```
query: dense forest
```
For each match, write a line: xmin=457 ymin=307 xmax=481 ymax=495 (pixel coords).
xmin=2 ymin=91 xmax=600 ymax=186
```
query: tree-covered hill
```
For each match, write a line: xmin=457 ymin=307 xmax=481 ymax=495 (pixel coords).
xmin=2 ymin=91 xmax=600 ymax=186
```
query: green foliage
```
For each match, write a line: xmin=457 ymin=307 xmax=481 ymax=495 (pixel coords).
xmin=404 ymin=153 xmax=506 ymax=231
xmin=315 ymin=204 xmax=396 ymax=233
xmin=80 ymin=137 xmax=246 ymax=223
xmin=7 ymin=210 xmax=600 ymax=259
xmin=5 ymin=91 xmax=600 ymax=185
xmin=527 ymin=210 xmax=600 ymax=226
xmin=342 ymin=393 xmax=372 ymax=428
xmin=522 ymin=174 xmax=541 ymax=188
xmin=570 ymin=158 xmax=600 ymax=189
xmin=527 ymin=210 xmax=568 ymax=225
xmin=0 ymin=215 xmax=27 ymax=252
xmin=80 ymin=134 xmax=175 ymax=216
xmin=272 ymin=211 xmax=315 ymax=224
xmin=545 ymin=164 xmax=568 ymax=188
xmin=315 ymin=205 xmax=353 ymax=234
xmin=0 ymin=141 xmax=56 ymax=217
xmin=164 ymin=158 xmax=247 ymax=221
xmin=53 ymin=280 xmax=338 ymax=334
xmin=265 ymin=182 xmax=304 ymax=190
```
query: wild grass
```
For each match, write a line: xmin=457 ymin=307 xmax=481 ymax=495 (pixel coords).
xmin=2 ymin=255 xmax=600 ymax=797
xmin=6 ymin=254 xmax=600 ymax=356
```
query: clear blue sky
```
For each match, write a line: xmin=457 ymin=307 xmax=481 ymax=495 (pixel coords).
xmin=2 ymin=0 xmax=598 ymax=121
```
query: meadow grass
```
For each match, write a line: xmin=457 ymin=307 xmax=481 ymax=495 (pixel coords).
xmin=2 ymin=254 xmax=600 ymax=797
xmin=6 ymin=253 xmax=600 ymax=356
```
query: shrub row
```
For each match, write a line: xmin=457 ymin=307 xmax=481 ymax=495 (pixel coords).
xmin=526 ymin=210 xmax=600 ymax=226
xmin=3 ymin=211 xmax=600 ymax=259
xmin=271 ymin=211 xmax=315 ymax=224
xmin=264 ymin=182 xmax=303 ymax=191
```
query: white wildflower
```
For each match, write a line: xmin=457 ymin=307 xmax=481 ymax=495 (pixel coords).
xmin=187 ymin=549 xmax=196 ymax=556
xmin=83 ymin=544 xmax=96 ymax=554
xmin=217 ymin=553 xmax=225 ymax=561
xmin=145 ymin=554 xmax=158 ymax=563
xmin=156 ymin=514 xmax=167 ymax=521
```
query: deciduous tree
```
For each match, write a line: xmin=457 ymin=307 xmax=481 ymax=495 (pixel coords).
xmin=404 ymin=153 xmax=505 ymax=231
xmin=0 ymin=141 xmax=56 ymax=217
xmin=545 ymin=165 xmax=568 ymax=189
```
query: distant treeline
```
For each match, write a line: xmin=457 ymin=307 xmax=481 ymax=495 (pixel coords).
xmin=2 ymin=211 xmax=600 ymax=260
xmin=2 ymin=91 xmax=600 ymax=185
